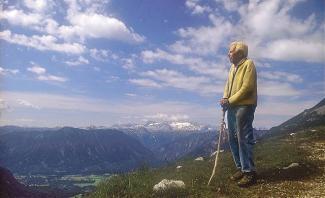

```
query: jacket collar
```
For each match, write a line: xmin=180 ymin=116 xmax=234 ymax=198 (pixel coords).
xmin=236 ymin=58 xmax=247 ymax=67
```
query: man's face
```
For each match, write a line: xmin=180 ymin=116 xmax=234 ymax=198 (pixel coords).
xmin=228 ymin=45 xmax=241 ymax=65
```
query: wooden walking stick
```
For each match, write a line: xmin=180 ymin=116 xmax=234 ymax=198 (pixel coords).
xmin=207 ymin=108 xmax=226 ymax=186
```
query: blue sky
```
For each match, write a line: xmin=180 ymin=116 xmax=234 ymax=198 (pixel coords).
xmin=0 ymin=0 xmax=324 ymax=128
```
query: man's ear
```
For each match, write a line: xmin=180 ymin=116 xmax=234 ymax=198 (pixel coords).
xmin=237 ymin=51 xmax=244 ymax=59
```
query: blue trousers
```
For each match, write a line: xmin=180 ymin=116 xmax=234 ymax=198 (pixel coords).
xmin=227 ymin=105 xmax=256 ymax=172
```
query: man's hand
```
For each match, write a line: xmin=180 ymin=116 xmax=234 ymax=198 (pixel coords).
xmin=219 ymin=98 xmax=229 ymax=109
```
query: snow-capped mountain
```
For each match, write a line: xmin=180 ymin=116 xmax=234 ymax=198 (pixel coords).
xmin=169 ymin=121 xmax=204 ymax=131
xmin=113 ymin=121 xmax=214 ymax=133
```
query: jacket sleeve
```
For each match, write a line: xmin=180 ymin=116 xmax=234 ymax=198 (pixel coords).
xmin=228 ymin=61 xmax=256 ymax=105
xmin=223 ymin=68 xmax=232 ymax=98
xmin=223 ymin=78 xmax=229 ymax=99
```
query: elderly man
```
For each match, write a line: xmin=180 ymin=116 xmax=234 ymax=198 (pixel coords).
xmin=220 ymin=41 xmax=257 ymax=187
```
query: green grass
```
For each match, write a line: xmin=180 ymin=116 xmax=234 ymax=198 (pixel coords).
xmin=87 ymin=127 xmax=325 ymax=198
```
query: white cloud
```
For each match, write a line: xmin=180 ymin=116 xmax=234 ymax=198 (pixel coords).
xmin=129 ymin=79 xmax=162 ymax=88
xmin=166 ymin=0 xmax=324 ymax=63
xmin=125 ymin=93 xmax=137 ymax=97
xmin=16 ymin=118 xmax=35 ymax=123
xmin=1 ymin=6 xmax=56 ymax=34
xmin=27 ymin=65 xmax=46 ymax=74
xmin=254 ymin=61 xmax=272 ymax=68
xmin=65 ymin=56 xmax=89 ymax=66
xmin=27 ymin=64 xmax=67 ymax=82
xmin=254 ymin=97 xmax=321 ymax=128
xmin=16 ymin=99 xmax=40 ymax=109
xmin=0 ymin=30 xmax=85 ymax=54
xmin=121 ymin=58 xmax=135 ymax=70
xmin=215 ymin=0 xmax=240 ymax=12
xmin=1 ymin=0 xmax=144 ymax=56
xmin=257 ymin=100 xmax=315 ymax=117
xmin=37 ymin=75 xmax=67 ymax=82
xmin=58 ymin=0 xmax=144 ymax=43
xmin=143 ymin=69 xmax=202 ymax=82
xmin=0 ymin=67 xmax=19 ymax=75
xmin=131 ymin=68 xmax=304 ymax=97
xmin=0 ymin=99 xmax=11 ymax=112
xmin=0 ymin=9 xmax=42 ymax=26
xmin=0 ymin=91 xmax=185 ymax=115
xmin=93 ymin=67 xmax=100 ymax=72
xmin=132 ymin=68 xmax=304 ymax=97
xmin=130 ymin=69 xmax=226 ymax=96
xmin=0 ymin=91 xmax=219 ymax=126
xmin=2 ymin=92 xmax=109 ymax=112
xmin=185 ymin=0 xmax=212 ymax=15
xmin=41 ymin=18 xmax=59 ymax=34
xmin=168 ymin=41 xmax=193 ymax=54
xmin=262 ymin=38 xmax=325 ymax=63
xmin=239 ymin=0 xmax=316 ymax=40
xmin=23 ymin=0 xmax=52 ymax=13
xmin=64 ymin=0 xmax=110 ymax=15
xmin=172 ymin=16 xmax=233 ymax=55
xmin=105 ymin=76 xmax=120 ymax=83
xmin=90 ymin=48 xmax=113 ymax=61
xmin=258 ymin=80 xmax=301 ymax=97
xmin=64 ymin=12 xmax=145 ymax=43
xmin=260 ymin=71 xmax=303 ymax=83
xmin=141 ymin=49 xmax=228 ymax=78
xmin=236 ymin=0 xmax=324 ymax=63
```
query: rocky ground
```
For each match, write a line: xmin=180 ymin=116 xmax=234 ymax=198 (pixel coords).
xmin=298 ymin=136 xmax=325 ymax=197
xmin=251 ymin=129 xmax=325 ymax=198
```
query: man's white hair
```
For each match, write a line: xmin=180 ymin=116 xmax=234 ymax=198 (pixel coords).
xmin=230 ymin=41 xmax=248 ymax=58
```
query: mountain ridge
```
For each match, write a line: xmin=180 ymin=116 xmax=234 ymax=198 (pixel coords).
xmin=0 ymin=127 xmax=157 ymax=175
xmin=268 ymin=98 xmax=325 ymax=136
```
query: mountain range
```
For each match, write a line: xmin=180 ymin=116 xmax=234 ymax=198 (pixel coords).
xmin=0 ymin=98 xmax=324 ymax=197
xmin=0 ymin=98 xmax=324 ymax=176
xmin=0 ymin=127 xmax=156 ymax=175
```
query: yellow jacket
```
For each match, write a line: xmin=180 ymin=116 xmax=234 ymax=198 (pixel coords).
xmin=223 ymin=58 xmax=257 ymax=106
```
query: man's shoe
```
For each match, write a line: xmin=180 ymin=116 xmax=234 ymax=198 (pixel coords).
xmin=237 ymin=172 xmax=256 ymax=187
xmin=230 ymin=170 xmax=244 ymax=181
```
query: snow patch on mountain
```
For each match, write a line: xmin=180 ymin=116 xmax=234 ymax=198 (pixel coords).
xmin=113 ymin=121 xmax=214 ymax=133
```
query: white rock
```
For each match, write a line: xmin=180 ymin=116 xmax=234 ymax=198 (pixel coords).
xmin=290 ymin=133 xmax=296 ymax=136
xmin=195 ymin=157 xmax=204 ymax=161
xmin=153 ymin=179 xmax=185 ymax=191
xmin=176 ymin=166 xmax=182 ymax=169
xmin=283 ymin=163 xmax=299 ymax=170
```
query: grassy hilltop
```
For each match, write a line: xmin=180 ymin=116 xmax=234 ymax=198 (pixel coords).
xmin=87 ymin=126 xmax=325 ymax=198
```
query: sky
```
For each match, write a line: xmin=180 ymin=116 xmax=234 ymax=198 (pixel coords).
xmin=0 ymin=0 xmax=324 ymax=128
